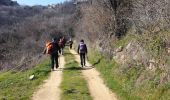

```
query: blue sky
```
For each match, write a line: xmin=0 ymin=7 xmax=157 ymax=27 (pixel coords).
xmin=13 ymin=0 xmax=67 ymax=6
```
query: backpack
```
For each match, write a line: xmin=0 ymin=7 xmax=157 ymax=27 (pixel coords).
xmin=46 ymin=42 xmax=53 ymax=54
xmin=79 ymin=43 xmax=86 ymax=52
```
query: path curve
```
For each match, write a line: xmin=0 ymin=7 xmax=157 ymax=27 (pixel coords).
xmin=32 ymin=55 xmax=65 ymax=100
xmin=70 ymin=49 xmax=117 ymax=100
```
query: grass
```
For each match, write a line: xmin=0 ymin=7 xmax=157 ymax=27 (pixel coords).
xmin=88 ymin=49 xmax=170 ymax=100
xmin=0 ymin=59 xmax=51 ymax=100
xmin=88 ymin=50 xmax=141 ymax=100
xmin=60 ymin=48 xmax=92 ymax=100
xmin=112 ymin=32 xmax=137 ymax=48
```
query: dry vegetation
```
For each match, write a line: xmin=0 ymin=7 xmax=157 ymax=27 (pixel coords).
xmin=1 ymin=0 xmax=170 ymax=98
xmin=73 ymin=0 xmax=170 ymax=62
xmin=72 ymin=0 xmax=170 ymax=91
xmin=0 ymin=1 xmax=76 ymax=71
xmin=74 ymin=0 xmax=170 ymax=48
xmin=1 ymin=0 xmax=170 ymax=82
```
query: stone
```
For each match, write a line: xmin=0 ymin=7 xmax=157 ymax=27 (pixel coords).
xmin=116 ymin=46 xmax=123 ymax=52
xmin=149 ymin=62 xmax=155 ymax=70
xmin=126 ymin=42 xmax=132 ymax=50
xmin=148 ymin=59 xmax=158 ymax=71
xmin=167 ymin=48 xmax=170 ymax=53
xmin=149 ymin=59 xmax=156 ymax=63
xmin=29 ymin=75 xmax=35 ymax=80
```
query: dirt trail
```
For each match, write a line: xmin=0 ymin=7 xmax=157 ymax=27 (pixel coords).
xmin=32 ymin=55 xmax=65 ymax=100
xmin=70 ymin=50 xmax=117 ymax=100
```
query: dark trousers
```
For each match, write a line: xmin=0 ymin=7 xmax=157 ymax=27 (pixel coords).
xmin=50 ymin=54 xmax=59 ymax=69
xmin=70 ymin=44 xmax=72 ymax=49
xmin=80 ymin=53 xmax=86 ymax=66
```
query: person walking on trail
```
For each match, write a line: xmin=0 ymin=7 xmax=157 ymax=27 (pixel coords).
xmin=77 ymin=39 xmax=88 ymax=67
xmin=43 ymin=38 xmax=60 ymax=71
xmin=58 ymin=37 xmax=65 ymax=55
xmin=69 ymin=39 xmax=73 ymax=49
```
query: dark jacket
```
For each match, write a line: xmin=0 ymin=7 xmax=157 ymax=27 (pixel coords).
xmin=43 ymin=41 xmax=60 ymax=55
xmin=77 ymin=42 xmax=87 ymax=54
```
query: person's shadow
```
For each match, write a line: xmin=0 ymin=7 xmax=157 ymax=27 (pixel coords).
xmin=63 ymin=52 xmax=79 ymax=56
xmin=55 ymin=57 xmax=103 ymax=71
xmin=85 ymin=57 xmax=103 ymax=68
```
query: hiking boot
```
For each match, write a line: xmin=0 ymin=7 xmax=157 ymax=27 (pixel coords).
xmin=81 ymin=65 xmax=83 ymax=67
xmin=55 ymin=65 xmax=59 ymax=69
xmin=51 ymin=69 xmax=54 ymax=71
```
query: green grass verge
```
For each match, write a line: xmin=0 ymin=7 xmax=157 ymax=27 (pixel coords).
xmin=60 ymin=48 xmax=92 ymax=100
xmin=0 ymin=59 xmax=51 ymax=100
xmin=88 ymin=50 xmax=140 ymax=100
xmin=88 ymin=49 xmax=170 ymax=100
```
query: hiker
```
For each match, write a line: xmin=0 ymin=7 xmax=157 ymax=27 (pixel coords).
xmin=77 ymin=39 xmax=88 ymax=67
xmin=43 ymin=38 xmax=60 ymax=71
xmin=69 ymin=39 xmax=73 ymax=49
xmin=58 ymin=36 xmax=65 ymax=55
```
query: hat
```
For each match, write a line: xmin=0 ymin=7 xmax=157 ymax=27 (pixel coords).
xmin=80 ymin=39 xmax=84 ymax=42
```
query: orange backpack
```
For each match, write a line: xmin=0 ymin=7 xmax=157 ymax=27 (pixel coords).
xmin=46 ymin=42 xmax=53 ymax=54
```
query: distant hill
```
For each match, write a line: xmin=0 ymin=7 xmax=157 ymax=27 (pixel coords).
xmin=0 ymin=1 xmax=75 ymax=71
xmin=0 ymin=0 xmax=19 ymax=6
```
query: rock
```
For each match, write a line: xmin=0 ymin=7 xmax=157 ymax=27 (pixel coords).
xmin=113 ymin=53 xmax=126 ymax=64
xmin=167 ymin=48 xmax=170 ymax=53
xmin=149 ymin=59 xmax=158 ymax=64
xmin=114 ymin=40 xmax=149 ymax=66
xmin=125 ymin=42 xmax=132 ymax=50
xmin=148 ymin=59 xmax=158 ymax=71
xmin=149 ymin=62 xmax=155 ymax=70
xmin=116 ymin=46 xmax=123 ymax=52
xmin=149 ymin=59 xmax=156 ymax=63
xmin=29 ymin=75 xmax=35 ymax=80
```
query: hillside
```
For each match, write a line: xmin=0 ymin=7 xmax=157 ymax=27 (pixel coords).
xmin=1 ymin=0 xmax=170 ymax=99
xmin=0 ymin=1 xmax=76 ymax=71
xmin=0 ymin=0 xmax=18 ymax=6
xmin=72 ymin=0 xmax=170 ymax=99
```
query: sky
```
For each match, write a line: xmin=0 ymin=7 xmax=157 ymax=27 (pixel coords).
xmin=13 ymin=0 xmax=67 ymax=6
